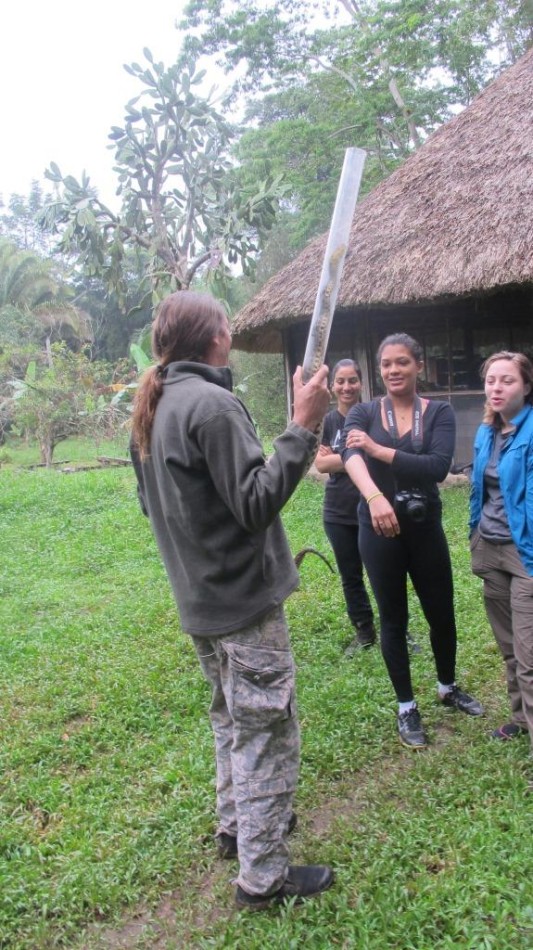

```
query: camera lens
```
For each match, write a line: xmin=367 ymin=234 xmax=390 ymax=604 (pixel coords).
xmin=406 ymin=497 xmax=427 ymax=523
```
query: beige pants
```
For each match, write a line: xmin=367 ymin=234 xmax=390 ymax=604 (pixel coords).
xmin=471 ymin=530 xmax=533 ymax=746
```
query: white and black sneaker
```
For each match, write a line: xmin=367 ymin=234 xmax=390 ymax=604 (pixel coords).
xmin=440 ymin=685 xmax=484 ymax=716
xmin=397 ymin=705 xmax=428 ymax=750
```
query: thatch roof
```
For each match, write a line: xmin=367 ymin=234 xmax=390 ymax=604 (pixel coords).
xmin=232 ymin=48 xmax=533 ymax=353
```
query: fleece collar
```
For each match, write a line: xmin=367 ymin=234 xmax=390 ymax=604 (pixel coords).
xmin=163 ymin=361 xmax=233 ymax=392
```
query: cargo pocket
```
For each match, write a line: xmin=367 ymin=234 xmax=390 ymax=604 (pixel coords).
xmin=223 ymin=641 xmax=295 ymax=727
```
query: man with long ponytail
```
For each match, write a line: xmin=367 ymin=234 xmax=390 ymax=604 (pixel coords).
xmin=130 ymin=291 xmax=333 ymax=910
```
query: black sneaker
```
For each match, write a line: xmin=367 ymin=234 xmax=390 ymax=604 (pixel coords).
xmin=491 ymin=722 xmax=528 ymax=740
xmin=236 ymin=864 xmax=334 ymax=911
xmin=440 ymin=685 xmax=484 ymax=716
xmin=406 ymin=632 xmax=422 ymax=655
xmin=217 ymin=811 xmax=297 ymax=860
xmin=344 ymin=623 xmax=376 ymax=656
xmin=397 ymin=705 xmax=428 ymax=749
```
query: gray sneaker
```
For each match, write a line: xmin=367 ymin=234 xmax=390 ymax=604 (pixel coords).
xmin=440 ymin=685 xmax=484 ymax=716
xmin=398 ymin=705 xmax=428 ymax=749
xmin=344 ymin=623 xmax=376 ymax=656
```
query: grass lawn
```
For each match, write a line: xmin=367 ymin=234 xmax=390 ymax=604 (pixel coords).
xmin=0 ymin=438 xmax=532 ymax=949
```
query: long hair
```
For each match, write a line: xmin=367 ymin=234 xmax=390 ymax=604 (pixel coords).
xmin=330 ymin=358 xmax=362 ymax=384
xmin=480 ymin=350 xmax=533 ymax=427
xmin=376 ymin=333 xmax=423 ymax=365
xmin=330 ymin=358 xmax=362 ymax=403
xmin=131 ymin=291 xmax=227 ymax=459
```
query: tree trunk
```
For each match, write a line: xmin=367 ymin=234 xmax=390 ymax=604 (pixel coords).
xmin=40 ymin=438 xmax=55 ymax=468
xmin=45 ymin=336 xmax=54 ymax=368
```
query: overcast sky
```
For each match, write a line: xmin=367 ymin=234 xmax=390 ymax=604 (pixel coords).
xmin=0 ymin=0 xmax=224 ymax=207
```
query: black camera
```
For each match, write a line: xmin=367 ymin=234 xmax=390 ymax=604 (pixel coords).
xmin=394 ymin=489 xmax=428 ymax=524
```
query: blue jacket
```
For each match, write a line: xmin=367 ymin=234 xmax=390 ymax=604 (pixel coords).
xmin=469 ymin=404 xmax=533 ymax=575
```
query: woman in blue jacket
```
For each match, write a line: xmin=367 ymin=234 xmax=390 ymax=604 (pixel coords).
xmin=470 ymin=351 xmax=533 ymax=748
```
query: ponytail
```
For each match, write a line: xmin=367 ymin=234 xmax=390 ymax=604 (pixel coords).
xmin=131 ymin=291 xmax=227 ymax=459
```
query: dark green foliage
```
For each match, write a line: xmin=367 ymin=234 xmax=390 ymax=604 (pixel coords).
xmin=8 ymin=347 xmax=121 ymax=466
xmin=39 ymin=51 xmax=285 ymax=305
xmin=231 ymin=349 xmax=287 ymax=436
xmin=181 ymin=0 xmax=533 ymax=247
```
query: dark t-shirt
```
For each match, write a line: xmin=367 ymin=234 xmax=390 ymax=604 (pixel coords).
xmin=479 ymin=430 xmax=513 ymax=543
xmin=321 ymin=408 xmax=360 ymax=525
xmin=341 ymin=398 xmax=455 ymax=527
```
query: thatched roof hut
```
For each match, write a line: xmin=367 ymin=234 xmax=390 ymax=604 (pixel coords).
xmin=232 ymin=47 xmax=533 ymax=355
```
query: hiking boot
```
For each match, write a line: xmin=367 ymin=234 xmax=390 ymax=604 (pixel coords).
xmin=236 ymin=864 xmax=334 ymax=911
xmin=344 ymin=623 xmax=376 ymax=656
xmin=491 ymin=722 xmax=528 ymax=740
xmin=397 ymin=705 xmax=428 ymax=750
xmin=217 ymin=811 xmax=297 ymax=860
xmin=439 ymin=685 xmax=484 ymax=716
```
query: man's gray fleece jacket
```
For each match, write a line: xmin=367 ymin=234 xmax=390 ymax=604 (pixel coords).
xmin=131 ymin=361 xmax=319 ymax=637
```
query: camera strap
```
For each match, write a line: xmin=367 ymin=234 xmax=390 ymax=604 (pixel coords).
xmin=382 ymin=395 xmax=424 ymax=453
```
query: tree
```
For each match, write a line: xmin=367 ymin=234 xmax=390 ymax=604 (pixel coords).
xmin=0 ymin=184 xmax=146 ymax=365
xmin=228 ymin=218 xmax=295 ymax=435
xmin=9 ymin=344 xmax=114 ymax=466
xmin=180 ymin=0 xmax=533 ymax=244
xmin=0 ymin=239 xmax=93 ymax=356
xmin=182 ymin=1 xmax=532 ymax=105
xmin=0 ymin=182 xmax=54 ymax=254
xmin=39 ymin=51 xmax=285 ymax=307
xmin=66 ymin=261 xmax=155 ymax=364
xmin=0 ymin=238 xmax=96 ymax=450
xmin=0 ymin=239 xmax=60 ymax=335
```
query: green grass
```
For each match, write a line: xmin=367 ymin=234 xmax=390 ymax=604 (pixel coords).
xmin=0 ymin=440 xmax=532 ymax=949
xmin=0 ymin=433 xmax=130 ymax=469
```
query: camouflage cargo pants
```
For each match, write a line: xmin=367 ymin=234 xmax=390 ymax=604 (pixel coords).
xmin=191 ymin=606 xmax=300 ymax=896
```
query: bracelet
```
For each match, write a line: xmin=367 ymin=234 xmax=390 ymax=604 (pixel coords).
xmin=366 ymin=491 xmax=384 ymax=505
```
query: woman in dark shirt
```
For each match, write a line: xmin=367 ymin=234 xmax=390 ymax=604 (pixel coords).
xmin=341 ymin=333 xmax=483 ymax=749
xmin=315 ymin=359 xmax=376 ymax=655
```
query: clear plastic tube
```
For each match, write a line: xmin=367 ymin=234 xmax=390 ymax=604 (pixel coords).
xmin=302 ymin=147 xmax=366 ymax=381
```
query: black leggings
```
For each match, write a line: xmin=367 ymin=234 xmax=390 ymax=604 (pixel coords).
xmin=358 ymin=516 xmax=457 ymax=702
xmin=324 ymin=521 xmax=374 ymax=630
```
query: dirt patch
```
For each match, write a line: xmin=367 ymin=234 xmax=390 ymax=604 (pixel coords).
xmin=82 ymin=752 xmax=423 ymax=949
xmin=83 ymin=865 xmax=231 ymax=949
